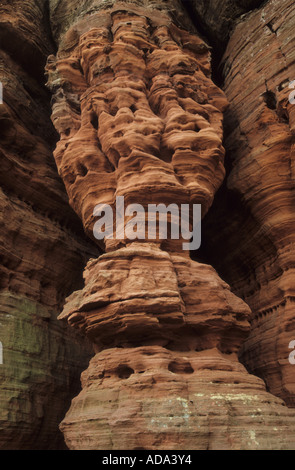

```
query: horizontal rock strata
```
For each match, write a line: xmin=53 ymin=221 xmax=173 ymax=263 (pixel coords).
xmin=47 ymin=0 xmax=295 ymax=450
xmin=0 ymin=0 xmax=98 ymax=450
xmin=200 ymin=0 xmax=295 ymax=407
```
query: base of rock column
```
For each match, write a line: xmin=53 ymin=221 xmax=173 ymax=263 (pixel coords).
xmin=60 ymin=346 xmax=295 ymax=450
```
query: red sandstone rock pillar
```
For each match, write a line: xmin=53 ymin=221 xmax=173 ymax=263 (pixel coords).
xmin=46 ymin=0 xmax=295 ymax=450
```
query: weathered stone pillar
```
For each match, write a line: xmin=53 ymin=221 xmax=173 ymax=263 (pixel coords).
xmin=46 ymin=0 xmax=295 ymax=450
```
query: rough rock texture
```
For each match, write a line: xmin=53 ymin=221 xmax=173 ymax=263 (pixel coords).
xmin=0 ymin=0 xmax=98 ymax=450
xmin=58 ymin=245 xmax=295 ymax=450
xmin=0 ymin=0 xmax=54 ymax=81
xmin=1 ymin=0 xmax=295 ymax=451
xmin=46 ymin=1 xmax=228 ymax=247
xmin=184 ymin=0 xmax=266 ymax=56
xmin=200 ymin=0 xmax=295 ymax=408
xmin=61 ymin=346 xmax=295 ymax=450
xmin=46 ymin=0 xmax=295 ymax=450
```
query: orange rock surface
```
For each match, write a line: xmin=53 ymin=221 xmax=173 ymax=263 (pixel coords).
xmin=47 ymin=3 xmax=228 ymax=247
xmin=200 ymin=0 xmax=295 ymax=408
xmin=46 ymin=0 xmax=295 ymax=450
xmin=0 ymin=0 xmax=98 ymax=450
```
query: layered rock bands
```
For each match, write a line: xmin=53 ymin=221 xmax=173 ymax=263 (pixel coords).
xmin=0 ymin=0 xmax=98 ymax=449
xmin=46 ymin=0 xmax=295 ymax=449
xmin=200 ymin=0 xmax=295 ymax=409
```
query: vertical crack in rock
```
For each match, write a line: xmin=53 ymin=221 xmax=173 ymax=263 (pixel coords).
xmin=46 ymin=0 xmax=295 ymax=450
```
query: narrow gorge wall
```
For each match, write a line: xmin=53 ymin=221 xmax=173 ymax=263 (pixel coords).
xmin=200 ymin=0 xmax=295 ymax=408
xmin=1 ymin=0 xmax=295 ymax=451
xmin=0 ymin=0 xmax=98 ymax=449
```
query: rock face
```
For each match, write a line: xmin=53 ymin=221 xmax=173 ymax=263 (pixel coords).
xmin=57 ymin=245 xmax=295 ymax=450
xmin=185 ymin=0 xmax=266 ymax=56
xmin=0 ymin=0 xmax=98 ymax=450
xmin=223 ymin=0 xmax=295 ymax=407
xmin=1 ymin=0 xmax=295 ymax=451
xmin=46 ymin=0 xmax=295 ymax=450
xmin=60 ymin=345 xmax=295 ymax=450
xmin=200 ymin=0 xmax=295 ymax=408
xmin=47 ymin=0 xmax=228 ymax=243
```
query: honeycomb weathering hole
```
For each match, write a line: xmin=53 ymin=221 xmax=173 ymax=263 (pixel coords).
xmin=116 ymin=365 xmax=135 ymax=379
xmin=168 ymin=360 xmax=194 ymax=374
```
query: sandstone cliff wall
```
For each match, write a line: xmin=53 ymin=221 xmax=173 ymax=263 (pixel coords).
xmin=0 ymin=0 xmax=98 ymax=450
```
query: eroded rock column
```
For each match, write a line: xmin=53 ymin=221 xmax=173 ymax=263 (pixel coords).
xmin=47 ymin=0 xmax=295 ymax=450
